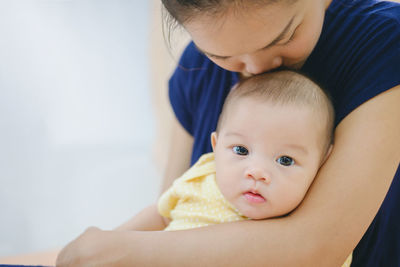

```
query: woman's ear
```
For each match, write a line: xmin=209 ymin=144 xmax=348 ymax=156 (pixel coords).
xmin=211 ymin=132 xmax=218 ymax=152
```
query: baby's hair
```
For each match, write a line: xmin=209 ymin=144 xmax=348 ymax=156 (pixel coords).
xmin=217 ymin=70 xmax=335 ymax=152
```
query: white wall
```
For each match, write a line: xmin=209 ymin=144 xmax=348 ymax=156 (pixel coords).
xmin=0 ymin=0 xmax=159 ymax=256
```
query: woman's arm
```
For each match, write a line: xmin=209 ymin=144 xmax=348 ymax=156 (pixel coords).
xmin=159 ymin=116 xmax=194 ymax=194
xmin=114 ymin=117 xmax=193 ymax=231
xmin=56 ymin=85 xmax=400 ymax=267
xmin=0 ymin=250 xmax=60 ymax=266
xmin=115 ymin=204 xmax=168 ymax=231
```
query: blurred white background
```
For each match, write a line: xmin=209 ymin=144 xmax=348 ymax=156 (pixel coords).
xmin=0 ymin=0 xmax=170 ymax=257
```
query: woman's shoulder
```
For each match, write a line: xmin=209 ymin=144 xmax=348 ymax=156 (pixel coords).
xmin=324 ymin=0 xmax=400 ymax=43
xmin=168 ymin=42 xmax=238 ymax=165
xmin=174 ymin=42 xmax=218 ymax=73
xmin=325 ymin=0 xmax=400 ymax=40
xmin=169 ymin=41 xmax=230 ymax=100
xmin=303 ymin=0 xmax=400 ymax=126
xmin=327 ymin=0 xmax=400 ymax=19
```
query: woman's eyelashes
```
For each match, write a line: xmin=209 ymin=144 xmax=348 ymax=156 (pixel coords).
xmin=278 ymin=31 xmax=296 ymax=46
xmin=283 ymin=33 xmax=295 ymax=45
xmin=276 ymin=155 xmax=295 ymax=166
xmin=232 ymin=145 xmax=249 ymax=156
xmin=208 ymin=54 xmax=229 ymax=61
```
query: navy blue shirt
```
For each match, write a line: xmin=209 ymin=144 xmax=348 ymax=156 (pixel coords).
xmin=169 ymin=0 xmax=400 ymax=265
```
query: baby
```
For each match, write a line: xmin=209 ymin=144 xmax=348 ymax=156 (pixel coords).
xmin=140 ymin=70 xmax=350 ymax=266
xmin=158 ymin=70 xmax=335 ymax=229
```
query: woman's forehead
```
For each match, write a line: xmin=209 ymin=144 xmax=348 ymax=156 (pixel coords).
xmin=184 ymin=3 xmax=298 ymax=57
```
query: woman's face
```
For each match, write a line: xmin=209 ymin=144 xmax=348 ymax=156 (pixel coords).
xmin=184 ymin=0 xmax=330 ymax=76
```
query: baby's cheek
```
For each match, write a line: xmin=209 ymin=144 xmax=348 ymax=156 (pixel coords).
xmin=219 ymin=181 xmax=236 ymax=201
xmin=279 ymin=184 xmax=308 ymax=211
xmin=215 ymin=174 xmax=232 ymax=197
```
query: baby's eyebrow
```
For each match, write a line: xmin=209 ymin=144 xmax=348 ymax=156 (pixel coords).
xmin=223 ymin=132 xmax=245 ymax=138
xmin=195 ymin=15 xmax=295 ymax=59
xmin=284 ymin=144 xmax=308 ymax=155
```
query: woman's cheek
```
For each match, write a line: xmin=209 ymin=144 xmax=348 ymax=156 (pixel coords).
xmin=286 ymin=40 xmax=309 ymax=59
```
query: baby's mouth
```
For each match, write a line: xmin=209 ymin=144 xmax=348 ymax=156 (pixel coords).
xmin=243 ymin=191 xmax=266 ymax=203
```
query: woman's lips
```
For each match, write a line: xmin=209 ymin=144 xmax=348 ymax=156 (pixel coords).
xmin=243 ymin=191 xmax=266 ymax=203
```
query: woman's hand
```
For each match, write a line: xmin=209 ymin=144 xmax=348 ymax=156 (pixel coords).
xmin=56 ymin=227 xmax=104 ymax=267
xmin=56 ymin=227 xmax=134 ymax=267
xmin=56 ymin=226 xmax=173 ymax=267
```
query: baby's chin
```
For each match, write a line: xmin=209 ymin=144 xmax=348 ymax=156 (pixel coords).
xmin=244 ymin=211 xmax=287 ymax=220
xmin=239 ymin=208 xmax=274 ymax=220
xmin=239 ymin=205 xmax=291 ymax=220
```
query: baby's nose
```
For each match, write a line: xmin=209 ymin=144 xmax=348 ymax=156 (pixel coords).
xmin=245 ymin=168 xmax=271 ymax=184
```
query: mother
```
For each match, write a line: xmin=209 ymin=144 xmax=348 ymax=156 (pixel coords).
xmin=57 ymin=0 xmax=400 ymax=266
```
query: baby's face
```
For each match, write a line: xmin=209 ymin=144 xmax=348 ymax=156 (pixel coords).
xmin=212 ymin=97 xmax=329 ymax=219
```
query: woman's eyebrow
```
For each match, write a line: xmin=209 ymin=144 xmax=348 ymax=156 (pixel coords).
xmin=195 ymin=16 xmax=295 ymax=59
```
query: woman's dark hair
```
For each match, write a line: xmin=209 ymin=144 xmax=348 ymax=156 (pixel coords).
xmin=161 ymin=0 xmax=286 ymax=24
xmin=161 ymin=0 xmax=297 ymax=24
xmin=161 ymin=0 xmax=293 ymax=48
xmin=161 ymin=0 xmax=239 ymax=47
xmin=162 ymin=0 xmax=231 ymax=25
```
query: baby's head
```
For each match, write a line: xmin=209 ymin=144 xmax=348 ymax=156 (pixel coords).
xmin=211 ymin=70 xmax=334 ymax=219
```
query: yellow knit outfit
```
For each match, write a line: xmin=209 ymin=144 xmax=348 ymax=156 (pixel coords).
xmin=158 ymin=152 xmax=248 ymax=231
xmin=157 ymin=152 xmax=352 ymax=266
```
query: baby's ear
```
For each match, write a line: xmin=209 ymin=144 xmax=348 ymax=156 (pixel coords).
xmin=211 ymin=132 xmax=218 ymax=151
xmin=321 ymin=144 xmax=333 ymax=165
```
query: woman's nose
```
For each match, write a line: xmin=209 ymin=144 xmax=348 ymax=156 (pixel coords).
xmin=242 ymin=54 xmax=282 ymax=75
xmin=245 ymin=167 xmax=271 ymax=184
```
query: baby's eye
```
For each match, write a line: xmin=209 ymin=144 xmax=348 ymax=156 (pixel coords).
xmin=232 ymin=146 xmax=249 ymax=156
xmin=277 ymin=156 xmax=295 ymax=166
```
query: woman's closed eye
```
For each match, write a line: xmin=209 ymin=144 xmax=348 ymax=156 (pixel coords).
xmin=276 ymin=155 xmax=295 ymax=166
xmin=278 ymin=24 xmax=300 ymax=46
xmin=232 ymin=145 xmax=249 ymax=156
xmin=281 ymin=32 xmax=295 ymax=45
xmin=207 ymin=53 xmax=230 ymax=61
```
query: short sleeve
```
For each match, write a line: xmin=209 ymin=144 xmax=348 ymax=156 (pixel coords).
xmin=158 ymin=184 xmax=179 ymax=219
xmin=335 ymin=13 xmax=400 ymax=123
xmin=302 ymin=1 xmax=400 ymax=125
xmin=168 ymin=42 xmax=206 ymax=136
xmin=168 ymin=43 xmax=239 ymax=164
